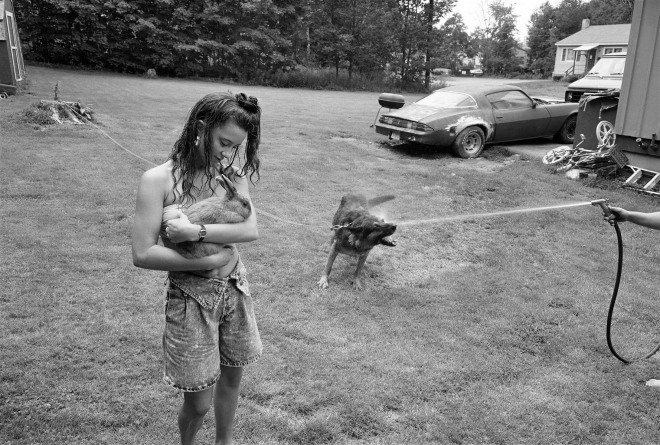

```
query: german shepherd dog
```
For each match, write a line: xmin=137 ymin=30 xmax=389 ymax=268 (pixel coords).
xmin=318 ymin=194 xmax=397 ymax=290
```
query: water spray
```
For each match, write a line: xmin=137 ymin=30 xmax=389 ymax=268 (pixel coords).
xmin=396 ymin=201 xmax=595 ymax=226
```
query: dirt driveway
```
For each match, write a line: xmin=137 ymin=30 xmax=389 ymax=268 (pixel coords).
xmin=499 ymin=139 xmax=562 ymax=160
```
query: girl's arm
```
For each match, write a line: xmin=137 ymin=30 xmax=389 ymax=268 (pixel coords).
xmin=165 ymin=171 xmax=259 ymax=244
xmin=131 ymin=166 xmax=234 ymax=271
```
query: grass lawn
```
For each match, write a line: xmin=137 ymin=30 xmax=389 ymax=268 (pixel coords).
xmin=3 ymin=66 xmax=660 ymax=444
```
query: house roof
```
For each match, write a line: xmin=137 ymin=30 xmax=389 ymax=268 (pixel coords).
xmin=555 ymin=24 xmax=630 ymax=46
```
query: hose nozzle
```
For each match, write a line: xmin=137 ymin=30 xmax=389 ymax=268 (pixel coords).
xmin=591 ymin=199 xmax=612 ymax=218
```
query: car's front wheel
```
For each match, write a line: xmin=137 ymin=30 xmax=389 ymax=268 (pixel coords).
xmin=554 ymin=115 xmax=577 ymax=144
xmin=452 ymin=126 xmax=485 ymax=158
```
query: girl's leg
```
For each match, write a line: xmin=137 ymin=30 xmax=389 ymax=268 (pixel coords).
xmin=179 ymin=387 xmax=213 ymax=445
xmin=214 ymin=365 xmax=244 ymax=445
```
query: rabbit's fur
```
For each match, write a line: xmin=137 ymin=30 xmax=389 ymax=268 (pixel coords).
xmin=173 ymin=174 xmax=251 ymax=259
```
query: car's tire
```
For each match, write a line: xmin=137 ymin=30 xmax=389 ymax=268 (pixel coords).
xmin=554 ymin=114 xmax=577 ymax=144
xmin=451 ymin=126 xmax=485 ymax=158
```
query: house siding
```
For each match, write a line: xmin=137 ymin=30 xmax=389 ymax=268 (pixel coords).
xmin=553 ymin=47 xmax=589 ymax=77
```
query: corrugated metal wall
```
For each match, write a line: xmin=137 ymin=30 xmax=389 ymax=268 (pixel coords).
xmin=615 ymin=0 xmax=660 ymax=141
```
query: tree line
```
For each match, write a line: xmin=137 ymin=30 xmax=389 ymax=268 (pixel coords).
xmin=14 ymin=0 xmax=633 ymax=88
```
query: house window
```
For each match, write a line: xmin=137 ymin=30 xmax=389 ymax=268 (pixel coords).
xmin=604 ymin=47 xmax=624 ymax=55
xmin=561 ymin=48 xmax=575 ymax=62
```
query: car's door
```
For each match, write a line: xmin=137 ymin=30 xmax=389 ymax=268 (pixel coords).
xmin=486 ymin=90 xmax=551 ymax=142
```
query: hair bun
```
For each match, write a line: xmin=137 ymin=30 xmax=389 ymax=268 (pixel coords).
xmin=235 ymin=93 xmax=259 ymax=111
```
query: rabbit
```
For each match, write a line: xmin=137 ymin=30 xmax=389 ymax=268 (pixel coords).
xmin=171 ymin=173 xmax=252 ymax=259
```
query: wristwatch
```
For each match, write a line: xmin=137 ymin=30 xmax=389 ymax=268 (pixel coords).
xmin=197 ymin=225 xmax=207 ymax=242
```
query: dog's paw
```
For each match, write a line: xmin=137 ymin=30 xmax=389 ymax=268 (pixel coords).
xmin=317 ymin=276 xmax=330 ymax=289
xmin=351 ymin=278 xmax=363 ymax=291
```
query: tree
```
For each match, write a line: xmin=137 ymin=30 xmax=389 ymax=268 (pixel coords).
xmin=587 ymin=0 xmax=634 ymax=25
xmin=526 ymin=1 xmax=557 ymax=75
xmin=436 ymin=13 xmax=470 ymax=74
xmin=551 ymin=0 xmax=589 ymax=38
xmin=422 ymin=0 xmax=455 ymax=88
xmin=472 ymin=0 xmax=520 ymax=75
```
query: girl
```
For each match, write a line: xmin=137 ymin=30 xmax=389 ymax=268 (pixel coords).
xmin=132 ymin=92 xmax=262 ymax=445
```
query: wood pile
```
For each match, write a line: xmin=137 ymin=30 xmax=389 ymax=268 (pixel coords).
xmin=38 ymin=100 xmax=95 ymax=124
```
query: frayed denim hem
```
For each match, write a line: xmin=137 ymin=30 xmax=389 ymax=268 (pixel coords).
xmin=163 ymin=373 xmax=221 ymax=393
xmin=220 ymin=351 xmax=262 ymax=368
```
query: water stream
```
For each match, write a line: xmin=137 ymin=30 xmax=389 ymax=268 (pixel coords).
xmin=396 ymin=201 xmax=594 ymax=226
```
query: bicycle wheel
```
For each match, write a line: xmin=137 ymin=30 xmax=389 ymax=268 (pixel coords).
xmin=596 ymin=121 xmax=616 ymax=148
xmin=542 ymin=146 xmax=572 ymax=165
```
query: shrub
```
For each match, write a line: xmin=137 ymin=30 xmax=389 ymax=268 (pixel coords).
xmin=265 ymin=66 xmax=428 ymax=93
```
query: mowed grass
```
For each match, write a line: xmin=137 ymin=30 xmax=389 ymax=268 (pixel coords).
xmin=2 ymin=66 xmax=660 ymax=444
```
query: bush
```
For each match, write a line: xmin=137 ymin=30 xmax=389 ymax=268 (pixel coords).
xmin=565 ymin=74 xmax=582 ymax=83
xmin=265 ymin=66 xmax=428 ymax=93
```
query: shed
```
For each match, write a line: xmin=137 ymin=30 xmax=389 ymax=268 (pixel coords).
xmin=0 ymin=0 xmax=26 ymax=96
xmin=615 ymin=0 xmax=660 ymax=163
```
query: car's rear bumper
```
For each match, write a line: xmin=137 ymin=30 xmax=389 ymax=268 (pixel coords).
xmin=375 ymin=124 xmax=451 ymax=146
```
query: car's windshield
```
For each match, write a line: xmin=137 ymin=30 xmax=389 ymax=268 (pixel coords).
xmin=417 ymin=91 xmax=477 ymax=108
xmin=587 ymin=57 xmax=626 ymax=76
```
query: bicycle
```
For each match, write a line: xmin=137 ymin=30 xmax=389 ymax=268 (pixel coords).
xmin=543 ymin=132 xmax=626 ymax=176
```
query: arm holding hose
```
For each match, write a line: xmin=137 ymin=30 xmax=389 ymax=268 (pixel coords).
xmin=606 ymin=206 xmax=660 ymax=230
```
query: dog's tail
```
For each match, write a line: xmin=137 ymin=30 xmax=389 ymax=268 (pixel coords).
xmin=367 ymin=195 xmax=396 ymax=208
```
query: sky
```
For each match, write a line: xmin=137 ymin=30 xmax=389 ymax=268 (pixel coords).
xmin=444 ymin=0 xmax=563 ymax=42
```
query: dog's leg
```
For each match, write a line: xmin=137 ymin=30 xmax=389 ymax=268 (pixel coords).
xmin=351 ymin=252 xmax=370 ymax=290
xmin=318 ymin=240 xmax=340 ymax=289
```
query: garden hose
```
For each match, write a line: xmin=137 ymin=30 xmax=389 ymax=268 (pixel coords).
xmin=593 ymin=200 xmax=660 ymax=364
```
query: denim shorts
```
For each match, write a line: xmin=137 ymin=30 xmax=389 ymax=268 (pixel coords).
xmin=162 ymin=259 xmax=262 ymax=392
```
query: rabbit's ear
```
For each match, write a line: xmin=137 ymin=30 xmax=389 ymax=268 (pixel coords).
xmin=215 ymin=174 xmax=237 ymax=199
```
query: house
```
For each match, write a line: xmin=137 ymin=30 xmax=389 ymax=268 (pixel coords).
xmin=552 ymin=20 xmax=630 ymax=79
xmin=0 ymin=0 xmax=26 ymax=96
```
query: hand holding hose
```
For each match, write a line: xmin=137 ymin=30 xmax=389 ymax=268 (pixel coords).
xmin=605 ymin=206 xmax=628 ymax=224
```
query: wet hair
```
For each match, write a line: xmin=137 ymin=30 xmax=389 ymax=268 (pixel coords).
xmin=169 ymin=92 xmax=261 ymax=205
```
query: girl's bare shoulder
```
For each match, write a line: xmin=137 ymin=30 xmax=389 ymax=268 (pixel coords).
xmin=141 ymin=161 xmax=173 ymax=184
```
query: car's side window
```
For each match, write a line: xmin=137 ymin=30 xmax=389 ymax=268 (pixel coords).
xmin=486 ymin=91 xmax=534 ymax=110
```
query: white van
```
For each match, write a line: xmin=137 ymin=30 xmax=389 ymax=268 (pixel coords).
xmin=564 ymin=52 xmax=626 ymax=102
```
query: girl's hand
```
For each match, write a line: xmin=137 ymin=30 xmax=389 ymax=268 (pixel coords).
xmin=165 ymin=211 xmax=199 ymax=243
xmin=607 ymin=206 xmax=628 ymax=223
